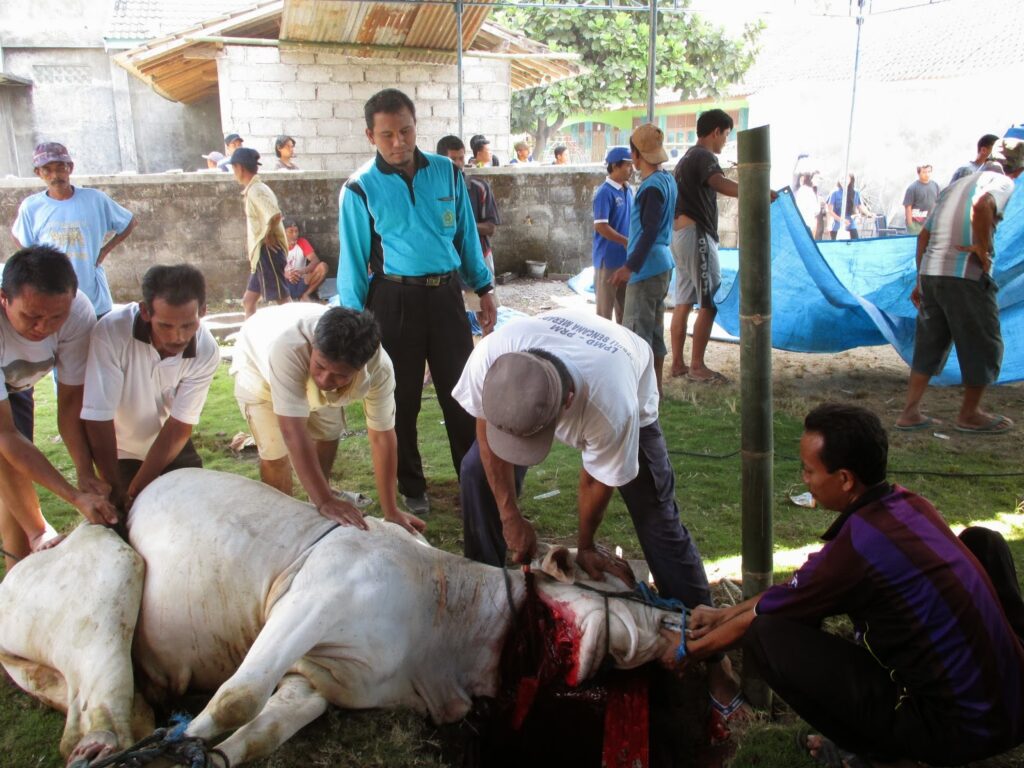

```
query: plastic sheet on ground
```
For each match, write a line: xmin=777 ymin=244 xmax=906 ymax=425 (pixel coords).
xmin=711 ymin=180 xmax=1024 ymax=385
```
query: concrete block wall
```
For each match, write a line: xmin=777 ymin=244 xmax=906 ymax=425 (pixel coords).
xmin=217 ymin=46 xmax=512 ymax=173
xmin=0 ymin=165 xmax=738 ymax=302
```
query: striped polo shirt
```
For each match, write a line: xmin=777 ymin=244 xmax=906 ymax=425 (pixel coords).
xmin=337 ymin=149 xmax=492 ymax=310
xmin=757 ymin=483 xmax=1024 ymax=749
xmin=920 ymin=171 xmax=1017 ymax=280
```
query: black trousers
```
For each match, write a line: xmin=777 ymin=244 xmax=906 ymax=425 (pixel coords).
xmin=460 ymin=421 xmax=715 ymax=611
xmin=367 ymin=277 xmax=476 ymax=498
xmin=116 ymin=438 xmax=203 ymax=490
xmin=744 ymin=526 xmax=1024 ymax=766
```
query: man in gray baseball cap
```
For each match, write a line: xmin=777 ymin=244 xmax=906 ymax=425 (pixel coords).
xmin=451 ymin=307 xmax=745 ymax=722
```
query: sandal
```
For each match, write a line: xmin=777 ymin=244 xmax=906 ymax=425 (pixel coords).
xmin=708 ymin=691 xmax=748 ymax=744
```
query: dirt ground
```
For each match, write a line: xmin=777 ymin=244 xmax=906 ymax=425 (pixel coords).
xmin=498 ymin=277 xmax=1024 ymax=443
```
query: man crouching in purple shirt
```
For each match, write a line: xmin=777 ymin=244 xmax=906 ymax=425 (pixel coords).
xmin=676 ymin=402 xmax=1024 ymax=767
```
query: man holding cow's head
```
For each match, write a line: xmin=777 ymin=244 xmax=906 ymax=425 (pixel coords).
xmin=230 ymin=304 xmax=425 ymax=534
xmin=81 ymin=264 xmax=220 ymax=513
xmin=0 ymin=246 xmax=117 ymax=568
xmin=452 ymin=307 xmax=744 ymax=726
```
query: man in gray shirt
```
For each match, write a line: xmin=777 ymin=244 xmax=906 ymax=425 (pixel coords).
xmin=902 ymin=164 xmax=941 ymax=234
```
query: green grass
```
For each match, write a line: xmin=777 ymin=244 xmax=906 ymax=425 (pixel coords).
xmin=2 ymin=365 xmax=1023 ymax=766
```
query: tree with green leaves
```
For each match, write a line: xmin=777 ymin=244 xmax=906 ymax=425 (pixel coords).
xmin=494 ymin=3 xmax=761 ymax=156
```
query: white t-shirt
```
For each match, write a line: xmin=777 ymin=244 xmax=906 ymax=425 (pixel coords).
xmin=229 ymin=303 xmax=396 ymax=431
xmin=0 ymin=290 xmax=95 ymax=400
xmin=452 ymin=308 xmax=659 ymax=487
xmin=80 ymin=303 xmax=220 ymax=461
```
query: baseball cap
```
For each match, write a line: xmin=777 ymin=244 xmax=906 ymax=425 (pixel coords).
xmin=227 ymin=147 xmax=261 ymax=168
xmin=470 ymin=134 xmax=490 ymax=154
xmin=33 ymin=142 xmax=73 ymax=168
xmin=224 ymin=133 xmax=243 ymax=144
xmin=201 ymin=151 xmax=225 ymax=162
xmin=630 ymin=124 xmax=669 ymax=165
xmin=605 ymin=146 xmax=632 ymax=165
xmin=482 ymin=352 xmax=563 ymax=466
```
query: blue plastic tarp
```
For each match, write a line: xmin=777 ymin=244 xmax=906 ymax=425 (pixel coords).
xmin=714 ymin=178 xmax=1024 ymax=385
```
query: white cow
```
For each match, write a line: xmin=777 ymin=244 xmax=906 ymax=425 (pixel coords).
xmin=0 ymin=469 xmax=685 ymax=766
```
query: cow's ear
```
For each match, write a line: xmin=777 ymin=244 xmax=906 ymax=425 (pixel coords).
xmin=535 ymin=544 xmax=575 ymax=584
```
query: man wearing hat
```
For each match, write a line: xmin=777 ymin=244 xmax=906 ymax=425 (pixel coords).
xmin=609 ymin=124 xmax=676 ymax=394
xmin=220 ymin=133 xmax=243 ymax=171
xmin=201 ymin=151 xmax=225 ymax=170
xmin=453 ymin=306 xmax=743 ymax=712
xmin=12 ymin=142 xmax=136 ymax=318
xmin=592 ymin=146 xmax=633 ymax=323
xmin=227 ymin=147 xmax=290 ymax=318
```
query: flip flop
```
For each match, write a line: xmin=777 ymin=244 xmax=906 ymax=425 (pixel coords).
xmin=893 ymin=416 xmax=940 ymax=432
xmin=686 ymin=370 xmax=730 ymax=385
xmin=795 ymin=728 xmax=851 ymax=768
xmin=708 ymin=691 xmax=749 ymax=744
xmin=954 ymin=415 xmax=1013 ymax=434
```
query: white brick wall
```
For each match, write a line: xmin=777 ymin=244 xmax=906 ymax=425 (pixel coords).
xmin=220 ymin=46 xmax=512 ymax=173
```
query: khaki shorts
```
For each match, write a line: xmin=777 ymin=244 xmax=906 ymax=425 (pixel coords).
xmin=238 ymin=399 xmax=346 ymax=461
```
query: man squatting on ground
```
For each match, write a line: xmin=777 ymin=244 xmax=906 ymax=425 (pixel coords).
xmin=896 ymin=141 xmax=1023 ymax=434
xmin=452 ymin=308 xmax=745 ymax=728
xmin=610 ymin=124 xmax=677 ymax=395
xmin=228 ymin=147 xmax=291 ymax=319
xmin=338 ymin=89 xmax=496 ymax=518
xmin=0 ymin=247 xmax=117 ymax=568
xmin=230 ymin=303 xmax=425 ymax=534
xmin=680 ymin=403 xmax=1024 ymax=768
xmin=591 ymin=145 xmax=633 ymax=325
xmin=12 ymin=142 xmax=136 ymax=319
xmin=81 ymin=265 xmax=219 ymax=514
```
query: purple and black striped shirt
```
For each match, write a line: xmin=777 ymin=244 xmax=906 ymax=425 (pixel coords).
xmin=757 ymin=483 xmax=1024 ymax=749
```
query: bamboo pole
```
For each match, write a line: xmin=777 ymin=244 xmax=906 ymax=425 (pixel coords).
xmin=738 ymin=124 xmax=773 ymax=709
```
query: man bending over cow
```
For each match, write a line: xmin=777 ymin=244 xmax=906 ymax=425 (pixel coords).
xmin=82 ymin=265 xmax=220 ymax=512
xmin=683 ymin=403 xmax=1024 ymax=767
xmin=230 ymin=303 xmax=424 ymax=533
xmin=0 ymin=246 xmax=116 ymax=568
xmin=452 ymin=307 xmax=745 ymax=735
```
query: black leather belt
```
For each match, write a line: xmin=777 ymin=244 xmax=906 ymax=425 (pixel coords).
xmin=376 ymin=272 xmax=453 ymax=287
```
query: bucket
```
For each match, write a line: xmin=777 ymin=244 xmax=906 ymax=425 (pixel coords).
xmin=525 ymin=260 xmax=546 ymax=278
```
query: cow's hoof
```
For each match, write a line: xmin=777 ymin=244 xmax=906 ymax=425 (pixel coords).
xmin=66 ymin=730 xmax=117 ymax=767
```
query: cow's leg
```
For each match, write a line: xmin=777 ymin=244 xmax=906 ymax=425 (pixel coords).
xmin=185 ymin=595 xmax=326 ymax=740
xmin=210 ymin=673 xmax=328 ymax=765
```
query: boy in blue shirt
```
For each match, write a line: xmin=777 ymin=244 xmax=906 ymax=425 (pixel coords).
xmin=610 ymin=124 xmax=677 ymax=394
xmin=592 ymin=146 xmax=633 ymax=324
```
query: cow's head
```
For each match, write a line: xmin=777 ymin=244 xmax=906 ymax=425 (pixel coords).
xmin=524 ymin=546 xmax=684 ymax=687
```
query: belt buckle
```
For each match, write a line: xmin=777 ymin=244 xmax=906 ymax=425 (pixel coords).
xmin=425 ymin=275 xmax=442 ymax=287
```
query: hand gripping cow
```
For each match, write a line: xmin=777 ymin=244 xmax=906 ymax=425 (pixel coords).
xmin=0 ymin=469 xmax=689 ymax=766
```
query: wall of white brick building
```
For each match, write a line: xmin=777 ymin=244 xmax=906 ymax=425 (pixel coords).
xmin=217 ymin=45 xmax=512 ymax=173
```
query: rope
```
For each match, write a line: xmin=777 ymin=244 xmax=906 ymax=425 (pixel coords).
xmin=85 ymin=715 xmax=231 ymax=768
xmin=2 ymin=547 xmax=21 ymax=563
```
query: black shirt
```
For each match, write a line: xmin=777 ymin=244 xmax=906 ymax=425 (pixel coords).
xmin=673 ymin=145 xmax=724 ymax=243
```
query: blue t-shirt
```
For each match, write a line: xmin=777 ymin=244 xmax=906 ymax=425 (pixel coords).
xmin=592 ymin=179 xmax=632 ymax=269
xmin=626 ymin=170 xmax=676 ymax=283
xmin=337 ymin=150 xmax=491 ymax=309
xmin=12 ymin=187 xmax=133 ymax=316
xmin=827 ymin=188 xmax=862 ymax=232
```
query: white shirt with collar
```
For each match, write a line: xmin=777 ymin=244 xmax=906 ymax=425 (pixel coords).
xmin=452 ymin=308 xmax=658 ymax=487
xmin=81 ymin=303 xmax=220 ymax=461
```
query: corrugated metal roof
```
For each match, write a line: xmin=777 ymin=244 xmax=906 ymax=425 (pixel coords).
xmin=0 ymin=72 xmax=33 ymax=87
xmin=115 ymin=0 xmax=580 ymax=104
